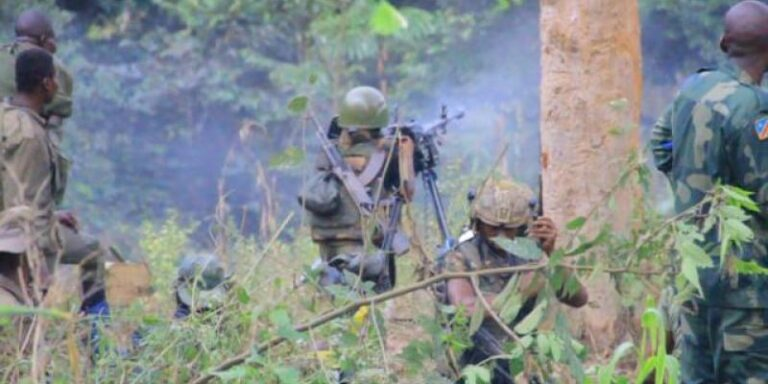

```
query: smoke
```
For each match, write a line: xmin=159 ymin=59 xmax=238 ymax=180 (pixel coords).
xmin=0 ymin=1 xmax=716 ymax=251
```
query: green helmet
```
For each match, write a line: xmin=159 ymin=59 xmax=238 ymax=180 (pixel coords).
xmin=471 ymin=179 xmax=535 ymax=228
xmin=337 ymin=86 xmax=389 ymax=129
xmin=176 ymin=254 xmax=229 ymax=310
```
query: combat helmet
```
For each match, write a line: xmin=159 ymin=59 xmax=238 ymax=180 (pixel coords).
xmin=175 ymin=253 xmax=230 ymax=311
xmin=470 ymin=179 xmax=536 ymax=228
xmin=337 ymin=86 xmax=389 ymax=129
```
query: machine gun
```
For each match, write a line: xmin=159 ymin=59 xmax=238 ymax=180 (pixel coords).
xmin=386 ymin=106 xmax=465 ymax=271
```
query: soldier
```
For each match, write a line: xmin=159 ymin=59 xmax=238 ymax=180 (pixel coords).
xmin=0 ymin=9 xmax=73 ymax=138
xmin=651 ymin=1 xmax=768 ymax=381
xmin=444 ymin=179 xmax=587 ymax=383
xmin=173 ymin=254 xmax=230 ymax=319
xmin=0 ymin=48 xmax=110 ymax=335
xmin=301 ymin=86 xmax=414 ymax=293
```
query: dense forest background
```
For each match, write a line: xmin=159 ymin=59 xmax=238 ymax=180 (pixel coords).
xmin=0 ymin=0 xmax=735 ymax=256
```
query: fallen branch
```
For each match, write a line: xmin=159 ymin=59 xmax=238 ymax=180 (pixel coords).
xmin=190 ymin=261 xmax=664 ymax=384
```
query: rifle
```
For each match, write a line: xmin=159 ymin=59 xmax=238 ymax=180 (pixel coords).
xmin=387 ymin=106 xmax=465 ymax=272
xmin=310 ymin=115 xmax=375 ymax=216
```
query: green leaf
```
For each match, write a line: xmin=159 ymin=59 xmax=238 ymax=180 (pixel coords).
xmin=599 ymin=341 xmax=634 ymax=384
xmin=723 ymin=219 xmax=753 ymax=242
xmin=722 ymin=185 xmax=759 ymax=212
xmin=269 ymin=146 xmax=306 ymax=169
xmin=681 ymin=257 xmax=704 ymax=296
xmin=274 ymin=366 xmax=301 ymax=384
xmin=468 ymin=302 xmax=485 ymax=335
xmin=370 ymin=1 xmax=408 ymax=36
xmin=462 ymin=365 xmax=491 ymax=384
xmin=677 ymin=240 xmax=713 ymax=267
xmin=513 ymin=299 xmax=547 ymax=335
xmin=0 ymin=304 xmax=71 ymax=320
xmin=733 ymin=259 xmax=768 ymax=276
xmin=287 ymin=95 xmax=309 ymax=114
xmin=214 ymin=365 xmax=255 ymax=381
xmin=236 ymin=286 xmax=250 ymax=304
xmin=566 ymin=216 xmax=587 ymax=231
xmin=269 ymin=308 xmax=305 ymax=342
xmin=665 ymin=354 xmax=681 ymax=384
xmin=496 ymin=237 xmax=543 ymax=260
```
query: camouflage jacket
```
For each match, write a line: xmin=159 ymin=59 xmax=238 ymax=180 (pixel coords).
xmin=446 ymin=232 xmax=538 ymax=340
xmin=0 ymin=103 xmax=65 ymax=248
xmin=651 ymin=61 xmax=768 ymax=308
xmin=0 ymin=41 xmax=74 ymax=128
xmin=307 ymin=131 xmax=408 ymax=244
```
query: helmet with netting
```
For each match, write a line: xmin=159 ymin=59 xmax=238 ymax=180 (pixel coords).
xmin=470 ymin=179 xmax=536 ymax=228
xmin=337 ymin=86 xmax=388 ymax=129
xmin=176 ymin=254 xmax=229 ymax=310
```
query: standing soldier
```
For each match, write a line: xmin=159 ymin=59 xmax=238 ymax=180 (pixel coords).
xmin=651 ymin=1 xmax=768 ymax=381
xmin=300 ymin=86 xmax=415 ymax=293
xmin=0 ymin=48 xmax=110 ymax=348
xmin=0 ymin=9 xmax=73 ymax=139
xmin=444 ymin=179 xmax=587 ymax=383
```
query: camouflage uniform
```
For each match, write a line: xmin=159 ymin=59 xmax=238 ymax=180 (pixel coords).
xmin=445 ymin=180 xmax=542 ymax=384
xmin=0 ymin=103 xmax=106 ymax=302
xmin=174 ymin=254 xmax=230 ymax=319
xmin=652 ymin=61 xmax=768 ymax=383
xmin=0 ymin=41 xmax=73 ymax=213
xmin=303 ymin=87 xmax=412 ymax=292
xmin=446 ymin=234 xmax=540 ymax=384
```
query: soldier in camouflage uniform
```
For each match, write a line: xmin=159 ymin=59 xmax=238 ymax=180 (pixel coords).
xmin=301 ymin=86 xmax=414 ymax=293
xmin=173 ymin=254 xmax=230 ymax=319
xmin=0 ymin=9 xmax=74 ymax=141
xmin=445 ymin=179 xmax=587 ymax=383
xmin=0 ymin=49 xmax=110 ymax=321
xmin=651 ymin=1 xmax=768 ymax=382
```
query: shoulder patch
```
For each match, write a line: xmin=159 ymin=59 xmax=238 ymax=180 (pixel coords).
xmin=755 ymin=116 xmax=768 ymax=141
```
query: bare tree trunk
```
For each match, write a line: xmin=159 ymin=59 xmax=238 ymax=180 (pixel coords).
xmin=539 ymin=0 xmax=643 ymax=354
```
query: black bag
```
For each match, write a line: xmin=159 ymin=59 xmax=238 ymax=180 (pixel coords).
xmin=297 ymin=171 xmax=342 ymax=216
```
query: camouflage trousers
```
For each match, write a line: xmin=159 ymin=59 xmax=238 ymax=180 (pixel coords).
xmin=680 ymin=301 xmax=768 ymax=384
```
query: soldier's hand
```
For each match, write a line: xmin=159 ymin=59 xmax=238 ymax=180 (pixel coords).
xmin=529 ymin=217 xmax=557 ymax=254
xmin=56 ymin=211 xmax=80 ymax=233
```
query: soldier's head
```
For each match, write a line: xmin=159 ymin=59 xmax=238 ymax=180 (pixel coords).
xmin=16 ymin=48 xmax=58 ymax=104
xmin=470 ymin=179 xmax=536 ymax=240
xmin=174 ymin=254 xmax=230 ymax=318
xmin=337 ymin=86 xmax=389 ymax=134
xmin=15 ymin=10 xmax=57 ymax=54
xmin=720 ymin=1 xmax=768 ymax=75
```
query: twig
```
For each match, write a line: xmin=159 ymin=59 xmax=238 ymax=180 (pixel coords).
xmin=190 ymin=260 xmax=669 ymax=384
xmin=469 ymin=274 xmax=523 ymax=344
xmin=370 ymin=300 xmax=391 ymax=378
xmin=190 ymin=264 xmax=546 ymax=384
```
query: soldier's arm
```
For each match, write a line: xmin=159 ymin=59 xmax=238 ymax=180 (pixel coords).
xmin=651 ymin=105 xmax=674 ymax=174
xmin=445 ymin=249 xmax=498 ymax=318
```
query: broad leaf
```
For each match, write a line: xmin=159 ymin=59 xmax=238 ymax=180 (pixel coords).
xmin=513 ymin=299 xmax=547 ymax=335
xmin=287 ymin=95 xmax=308 ymax=114
xmin=462 ymin=365 xmax=491 ymax=384
xmin=370 ymin=1 xmax=408 ymax=36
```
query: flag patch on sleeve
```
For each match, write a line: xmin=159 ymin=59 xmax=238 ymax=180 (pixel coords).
xmin=755 ymin=117 xmax=768 ymax=141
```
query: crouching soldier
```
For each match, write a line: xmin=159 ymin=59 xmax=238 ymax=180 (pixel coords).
xmin=444 ymin=179 xmax=588 ymax=383
xmin=174 ymin=254 xmax=230 ymax=319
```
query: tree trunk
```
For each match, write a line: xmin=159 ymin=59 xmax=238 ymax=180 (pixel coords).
xmin=539 ymin=0 xmax=643 ymax=354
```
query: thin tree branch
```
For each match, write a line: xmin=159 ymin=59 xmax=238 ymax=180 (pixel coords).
xmin=190 ymin=261 xmax=667 ymax=384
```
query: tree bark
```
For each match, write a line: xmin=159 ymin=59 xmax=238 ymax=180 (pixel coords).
xmin=539 ymin=0 xmax=643 ymax=354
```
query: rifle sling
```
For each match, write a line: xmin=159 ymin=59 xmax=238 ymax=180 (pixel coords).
xmin=357 ymin=148 xmax=387 ymax=186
